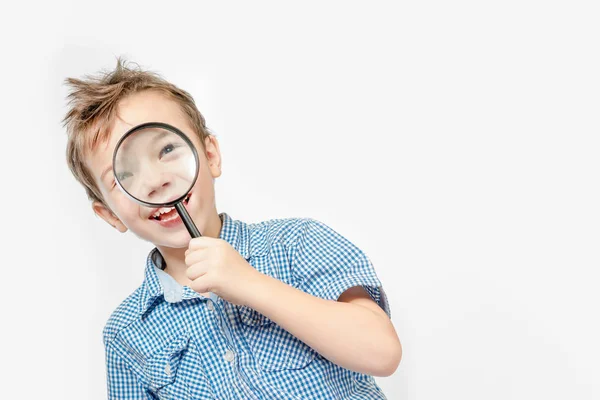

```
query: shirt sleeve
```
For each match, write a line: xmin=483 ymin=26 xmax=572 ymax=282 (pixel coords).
xmin=105 ymin=344 xmax=154 ymax=400
xmin=290 ymin=218 xmax=391 ymax=318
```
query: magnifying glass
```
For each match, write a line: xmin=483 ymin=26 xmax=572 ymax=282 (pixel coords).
xmin=112 ymin=122 xmax=202 ymax=238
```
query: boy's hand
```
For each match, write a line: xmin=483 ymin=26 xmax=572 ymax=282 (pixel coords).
xmin=184 ymin=237 xmax=260 ymax=306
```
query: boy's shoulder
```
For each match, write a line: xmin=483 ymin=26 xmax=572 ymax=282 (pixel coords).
xmin=102 ymin=286 xmax=145 ymax=346
xmin=245 ymin=215 xmax=318 ymax=251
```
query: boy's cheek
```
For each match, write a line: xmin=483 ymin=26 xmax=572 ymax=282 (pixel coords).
xmin=106 ymin=194 xmax=141 ymax=222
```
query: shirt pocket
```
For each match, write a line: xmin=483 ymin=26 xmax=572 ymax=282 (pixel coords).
xmin=237 ymin=305 xmax=316 ymax=372
xmin=144 ymin=331 xmax=193 ymax=400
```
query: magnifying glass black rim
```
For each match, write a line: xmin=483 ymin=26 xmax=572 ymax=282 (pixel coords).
xmin=112 ymin=121 xmax=200 ymax=208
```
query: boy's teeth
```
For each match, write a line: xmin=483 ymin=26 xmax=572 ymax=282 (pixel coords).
xmin=150 ymin=194 xmax=190 ymax=220
xmin=152 ymin=207 xmax=174 ymax=218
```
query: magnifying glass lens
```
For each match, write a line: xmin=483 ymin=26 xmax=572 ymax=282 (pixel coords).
xmin=114 ymin=126 xmax=197 ymax=205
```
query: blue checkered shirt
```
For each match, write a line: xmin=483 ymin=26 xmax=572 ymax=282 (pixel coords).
xmin=103 ymin=212 xmax=391 ymax=399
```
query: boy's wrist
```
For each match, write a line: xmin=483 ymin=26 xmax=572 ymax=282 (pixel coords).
xmin=239 ymin=269 xmax=273 ymax=308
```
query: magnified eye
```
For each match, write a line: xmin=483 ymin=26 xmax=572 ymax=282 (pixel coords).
xmin=159 ymin=143 xmax=181 ymax=159
xmin=116 ymin=171 xmax=133 ymax=181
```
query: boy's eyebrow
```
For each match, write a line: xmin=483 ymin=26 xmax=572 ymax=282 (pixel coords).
xmin=152 ymin=130 xmax=169 ymax=143
xmin=100 ymin=166 xmax=113 ymax=183
xmin=119 ymin=129 xmax=170 ymax=155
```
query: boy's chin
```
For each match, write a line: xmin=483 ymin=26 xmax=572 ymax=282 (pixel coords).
xmin=156 ymin=237 xmax=193 ymax=250
xmin=144 ymin=230 xmax=194 ymax=250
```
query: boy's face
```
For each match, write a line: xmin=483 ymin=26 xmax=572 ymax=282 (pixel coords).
xmin=86 ymin=90 xmax=222 ymax=249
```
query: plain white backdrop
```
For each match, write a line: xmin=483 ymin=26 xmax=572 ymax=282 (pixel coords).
xmin=1 ymin=0 xmax=599 ymax=398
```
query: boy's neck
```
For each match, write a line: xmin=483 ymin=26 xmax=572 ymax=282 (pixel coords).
xmin=156 ymin=211 xmax=223 ymax=289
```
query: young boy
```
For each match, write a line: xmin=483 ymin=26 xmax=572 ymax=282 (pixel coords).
xmin=63 ymin=59 xmax=401 ymax=399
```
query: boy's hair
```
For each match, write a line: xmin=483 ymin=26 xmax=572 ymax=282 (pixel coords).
xmin=62 ymin=57 xmax=212 ymax=207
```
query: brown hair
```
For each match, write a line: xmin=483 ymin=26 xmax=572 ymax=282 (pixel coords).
xmin=62 ymin=57 xmax=212 ymax=207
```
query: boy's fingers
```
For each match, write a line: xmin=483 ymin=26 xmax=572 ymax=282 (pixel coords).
xmin=188 ymin=237 xmax=215 ymax=250
xmin=184 ymin=251 xmax=206 ymax=266
xmin=186 ymin=263 xmax=209 ymax=280
xmin=189 ymin=276 xmax=211 ymax=294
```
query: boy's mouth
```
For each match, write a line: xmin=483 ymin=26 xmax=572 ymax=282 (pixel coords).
xmin=148 ymin=192 xmax=192 ymax=221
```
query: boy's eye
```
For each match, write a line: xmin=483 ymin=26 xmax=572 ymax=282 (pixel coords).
xmin=116 ymin=171 xmax=133 ymax=181
xmin=159 ymin=143 xmax=179 ymax=159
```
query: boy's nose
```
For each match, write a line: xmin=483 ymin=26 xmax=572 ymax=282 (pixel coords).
xmin=143 ymin=176 xmax=173 ymax=203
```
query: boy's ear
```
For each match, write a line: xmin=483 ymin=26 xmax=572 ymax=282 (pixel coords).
xmin=204 ymin=135 xmax=222 ymax=178
xmin=92 ymin=201 xmax=128 ymax=233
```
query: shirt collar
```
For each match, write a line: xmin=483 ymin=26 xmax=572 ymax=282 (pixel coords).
xmin=138 ymin=212 xmax=250 ymax=316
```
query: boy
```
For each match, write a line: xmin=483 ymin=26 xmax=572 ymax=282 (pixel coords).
xmin=63 ymin=59 xmax=401 ymax=399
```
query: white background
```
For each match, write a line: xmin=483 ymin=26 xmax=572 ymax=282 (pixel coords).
xmin=1 ymin=1 xmax=599 ymax=399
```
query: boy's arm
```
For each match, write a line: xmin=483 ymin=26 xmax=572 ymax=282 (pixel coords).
xmin=105 ymin=344 xmax=153 ymax=400
xmin=243 ymin=272 xmax=402 ymax=377
xmin=185 ymin=218 xmax=402 ymax=377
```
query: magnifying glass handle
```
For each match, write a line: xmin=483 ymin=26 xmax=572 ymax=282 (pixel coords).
xmin=174 ymin=202 xmax=216 ymax=300
xmin=174 ymin=202 xmax=202 ymax=238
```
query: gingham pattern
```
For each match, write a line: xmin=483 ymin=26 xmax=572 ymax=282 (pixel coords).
xmin=103 ymin=212 xmax=391 ymax=399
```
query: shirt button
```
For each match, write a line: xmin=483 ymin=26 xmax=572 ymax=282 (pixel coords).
xmin=207 ymin=301 xmax=214 ymax=311
xmin=165 ymin=363 xmax=171 ymax=375
xmin=224 ymin=349 xmax=235 ymax=363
